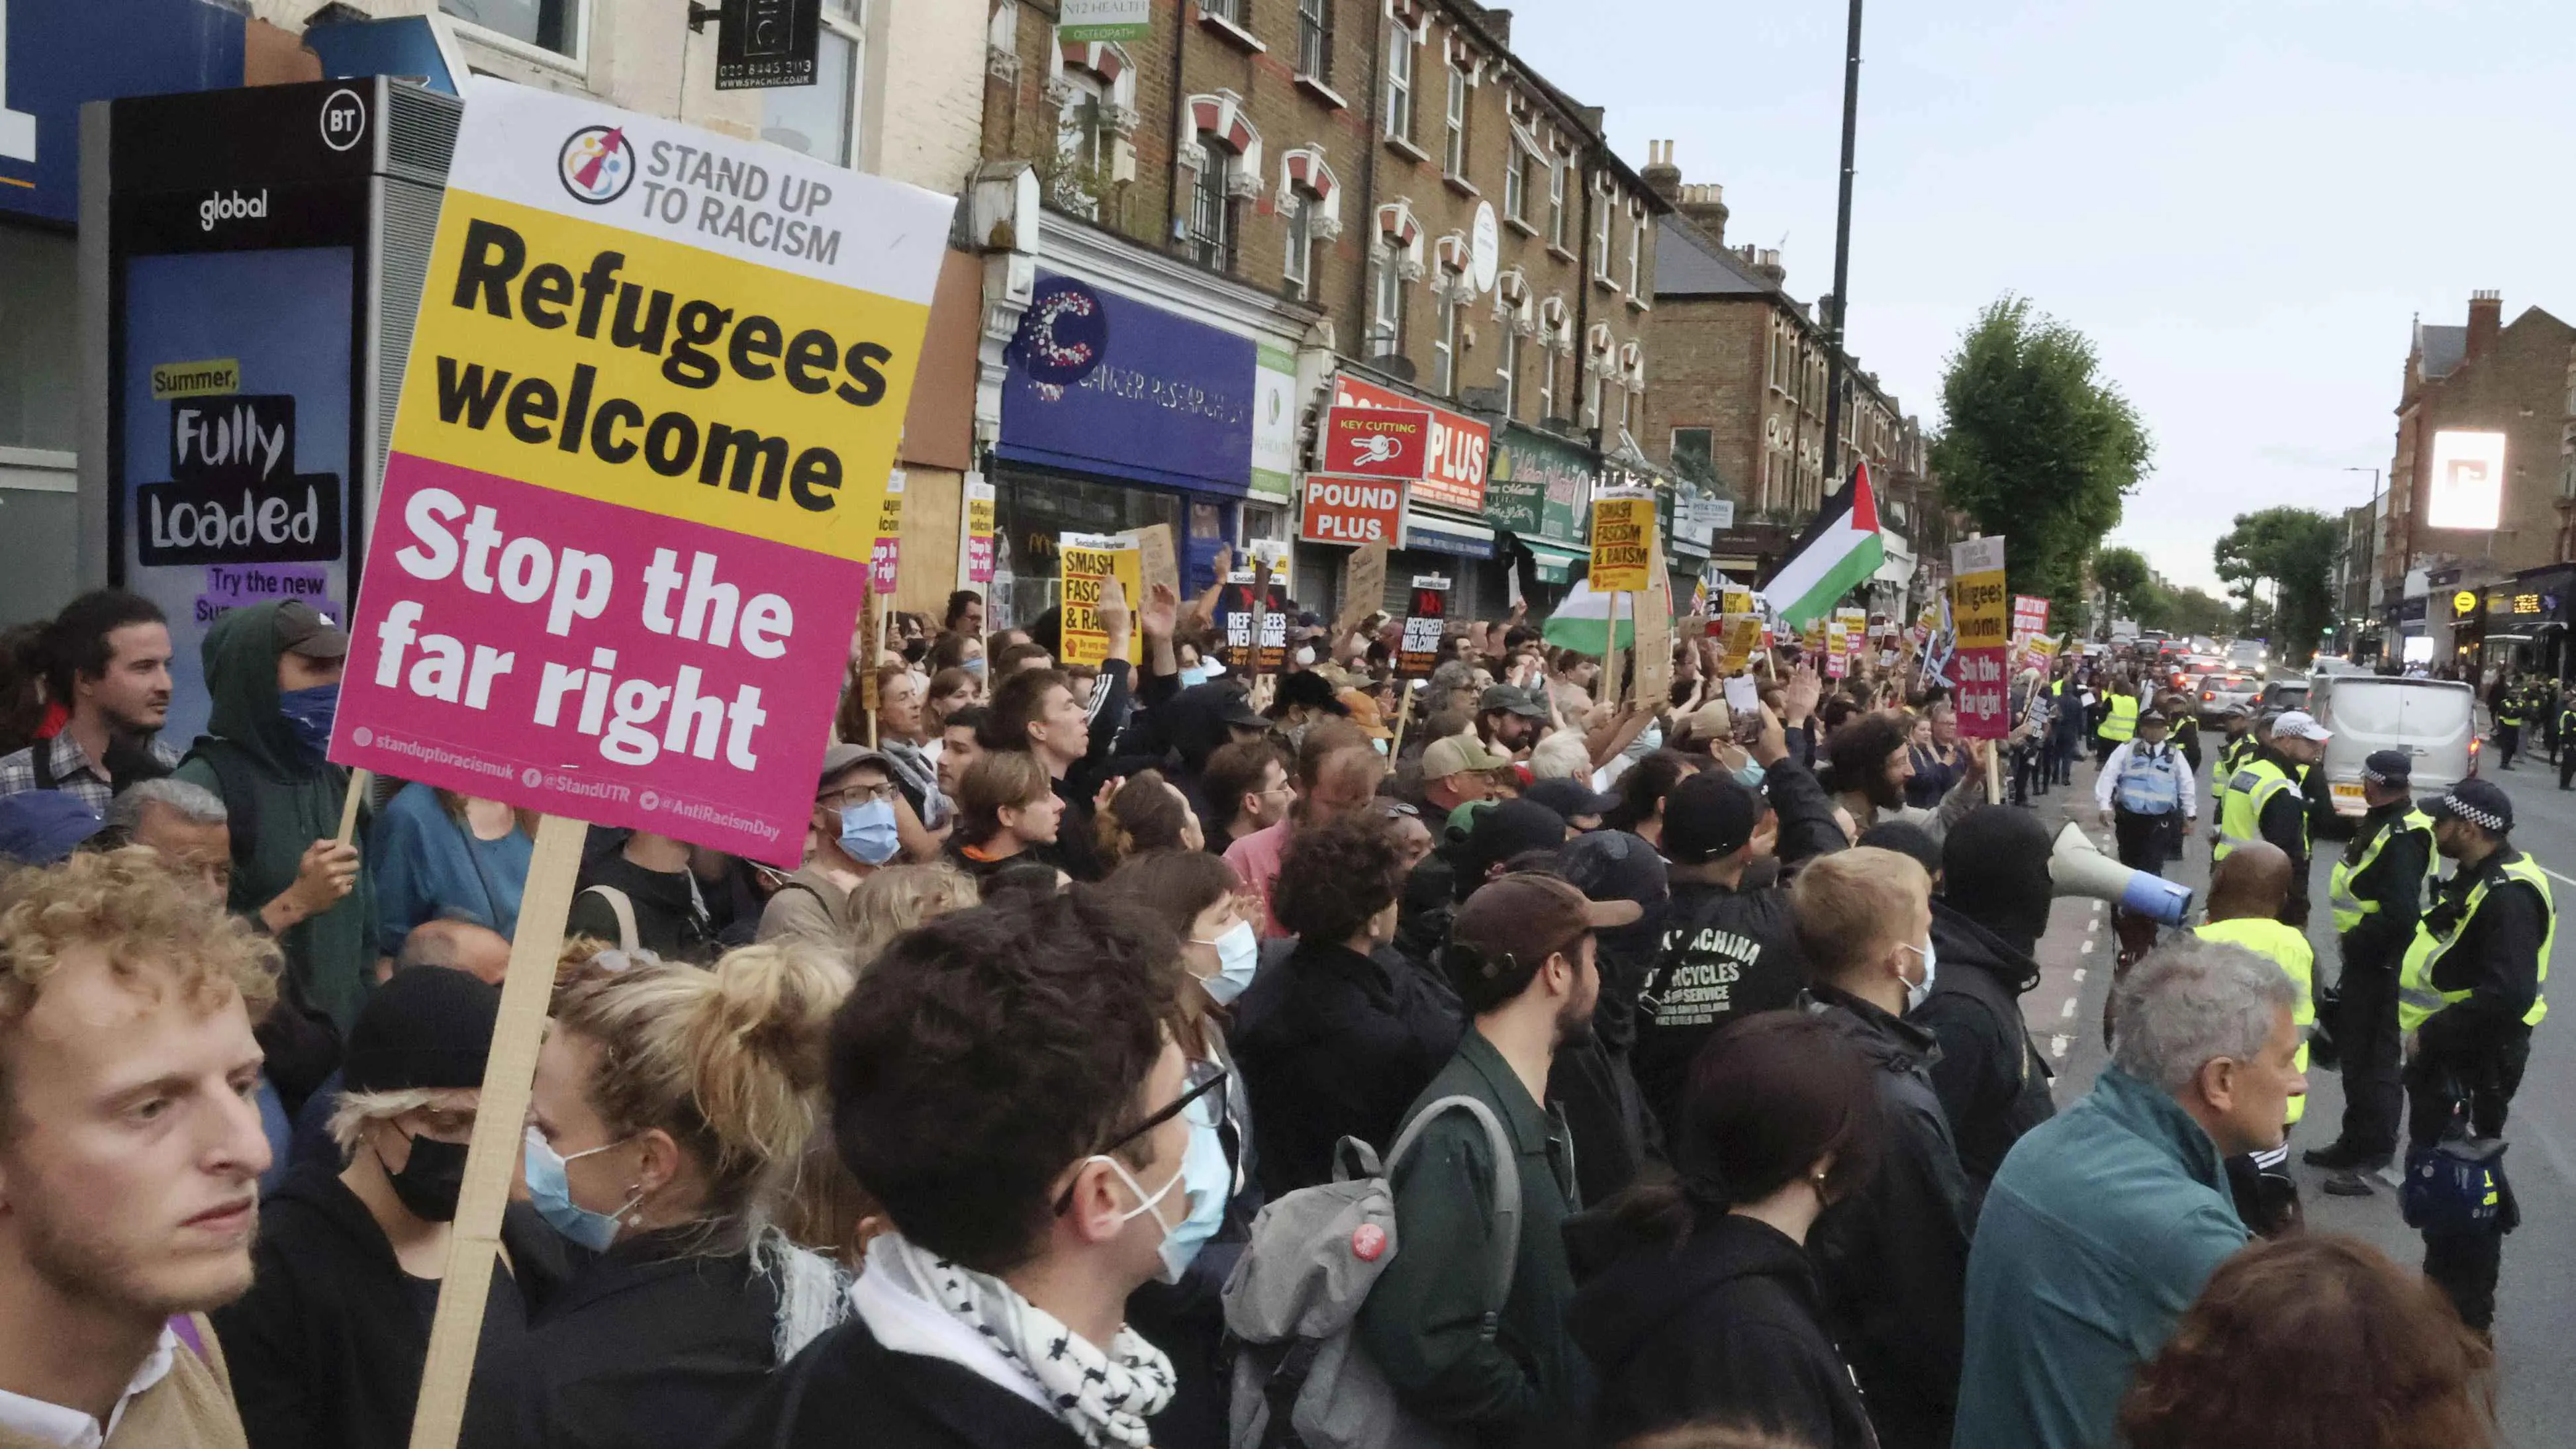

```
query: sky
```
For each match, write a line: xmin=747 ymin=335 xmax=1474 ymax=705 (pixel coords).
xmin=1511 ymin=0 xmax=2576 ymax=592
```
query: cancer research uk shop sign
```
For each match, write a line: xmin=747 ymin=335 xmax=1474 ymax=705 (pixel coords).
xmin=330 ymin=81 xmax=951 ymax=865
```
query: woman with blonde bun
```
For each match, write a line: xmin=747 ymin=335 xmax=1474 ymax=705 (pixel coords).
xmin=463 ymin=943 xmax=852 ymax=1449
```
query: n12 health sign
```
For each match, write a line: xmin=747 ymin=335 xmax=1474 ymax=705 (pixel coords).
xmin=331 ymin=81 xmax=953 ymax=865
xmin=1949 ymin=536 xmax=2009 ymax=739
xmin=1300 ymin=475 xmax=1407 ymax=546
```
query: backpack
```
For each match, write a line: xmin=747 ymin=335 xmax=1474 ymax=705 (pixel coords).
xmin=579 ymin=884 xmax=642 ymax=952
xmin=1223 ymin=1095 xmax=1521 ymax=1449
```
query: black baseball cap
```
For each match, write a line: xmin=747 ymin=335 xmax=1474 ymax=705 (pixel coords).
xmin=275 ymin=600 xmax=350 ymax=660
xmin=343 ymin=966 xmax=501 ymax=1095
xmin=1662 ymin=771 xmax=1764 ymax=865
xmin=1524 ymin=776 xmax=1621 ymax=823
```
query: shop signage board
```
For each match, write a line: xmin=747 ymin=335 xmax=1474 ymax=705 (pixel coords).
xmin=1331 ymin=373 xmax=1488 ymax=512
xmin=331 ymin=79 xmax=953 ymax=865
xmin=711 ymin=0 xmax=821 ymax=90
xmin=1300 ymin=475 xmax=1409 ymax=546
xmin=1057 ymin=0 xmax=1154 ymax=42
xmin=1484 ymin=424 xmax=1596 ymax=542
xmin=1321 ymin=405 xmax=1432 ymax=478
xmin=1949 ymin=536 xmax=2010 ymax=738
xmin=1001 ymin=271 xmax=1257 ymax=494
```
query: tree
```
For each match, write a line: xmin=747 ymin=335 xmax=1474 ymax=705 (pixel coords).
xmin=2214 ymin=508 xmax=2341 ymax=663
xmin=1932 ymin=297 xmax=2154 ymax=624
xmin=2149 ymin=586 xmax=2234 ymax=640
xmin=2093 ymin=545 xmax=2154 ymax=622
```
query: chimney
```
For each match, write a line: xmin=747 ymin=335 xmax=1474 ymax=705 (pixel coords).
xmin=1641 ymin=139 xmax=1681 ymax=204
xmin=1677 ymin=181 xmax=1728 ymax=243
xmin=1478 ymin=7 xmax=1511 ymax=46
xmin=2466 ymin=289 xmax=2503 ymax=363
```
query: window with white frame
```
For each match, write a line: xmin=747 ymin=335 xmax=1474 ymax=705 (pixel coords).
xmin=1626 ymin=209 xmax=1645 ymax=295
xmin=1443 ymin=60 xmax=1470 ymax=177
xmin=442 ymin=0 xmax=581 ymax=59
xmin=1384 ymin=24 xmax=1415 ymax=140
xmin=760 ymin=1 xmax=864 ymax=164
xmin=1504 ymin=133 xmax=1531 ymax=222
xmin=1549 ymin=154 xmax=1568 ymax=249
xmin=1201 ymin=0 xmax=1245 ymax=24
xmin=1433 ymin=269 xmax=1461 ymax=395
xmin=1584 ymin=365 xmax=1602 ymax=426
xmin=1296 ymin=0 xmax=1331 ymax=79
xmin=1592 ymin=182 xmax=1613 ymax=280
xmin=1188 ymin=136 xmax=1236 ymax=269
xmin=1372 ymin=253 xmax=1406 ymax=357
xmin=1284 ymin=185 xmax=1320 ymax=300
xmin=1499 ymin=327 xmax=1521 ymax=417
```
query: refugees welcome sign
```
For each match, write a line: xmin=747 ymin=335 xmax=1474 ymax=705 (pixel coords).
xmin=332 ymin=82 xmax=953 ymax=865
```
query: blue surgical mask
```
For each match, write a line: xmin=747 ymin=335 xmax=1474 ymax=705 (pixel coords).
xmin=1194 ymin=920 xmax=1259 ymax=1005
xmin=278 ymin=683 xmax=339 ymax=759
xmin=1180 ymin=665 xmax=1214 ymax=688
xmin=1097 ymin=1099 xmax=1230 ymax=1285
xmin=838 ymin=797 xmax=902 ymax=865
xmin=964 ymin=656 xmax=987 ymax=679
xmin=1733 ymin=761 xmax=1768 ymax=790
xmin=522 ymin=1126 xmax=638 ymax=1252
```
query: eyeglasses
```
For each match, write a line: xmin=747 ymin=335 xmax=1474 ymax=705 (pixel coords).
xmin=1053 ymin=1058 xmax=1230 ymax=1214
xmin=822 ymin=780 xmax=900 ymax=809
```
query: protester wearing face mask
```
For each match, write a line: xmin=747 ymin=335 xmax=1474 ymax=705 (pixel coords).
xmin=466 ymin=945 xmax=850 ymax=1449
xmin=1106 ymin=851 xmax=1264 ymax=1449
xmin=213 ymin=967 xmax=549 ymax=1449
xmin=758 ymin=746 xmax=907 ymax=953
xmin=1568 ymin=1013 xmax=1889 ymax=1449
xmin=1789 ymin=848 xmax=1978 ymax=1449
xmin=728 ymin=891 xmax=1204 ymax=1449
xmin=175 ymin=598 xmax=377 ymax=1031
xmin=1912 ymin=806 xmax=2060 ymax=1193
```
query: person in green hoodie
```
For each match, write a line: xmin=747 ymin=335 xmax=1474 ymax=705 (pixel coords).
xmin=176 ymin=600 xmax=379 ymax=1031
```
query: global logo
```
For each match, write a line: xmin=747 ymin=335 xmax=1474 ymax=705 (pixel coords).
xmin=557 ymin=126 xmax=636 ymax=205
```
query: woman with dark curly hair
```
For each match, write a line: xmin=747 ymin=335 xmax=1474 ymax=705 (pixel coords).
xmin=2119 ymin=1233 xmax=2496 ymax=1449
xmin=1228 ymin=814 xmax=1462 ymax=1197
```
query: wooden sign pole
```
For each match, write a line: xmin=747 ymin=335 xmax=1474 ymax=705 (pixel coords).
xmin=406 ymin=814 xmax=591 ymax=1449
xmin=1390 ymin=680 xmax=1416 ymax=756
xmin=335 ymin=769 xmax=372 ymax=849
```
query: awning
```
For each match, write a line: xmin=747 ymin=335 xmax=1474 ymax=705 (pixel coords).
xmin=1404 ymin=511 xmax=1495 ymax=559
xmin=1523 ymin=539 xmax=1585 ymax=583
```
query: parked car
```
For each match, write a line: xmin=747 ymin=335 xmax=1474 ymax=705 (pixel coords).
xmin=2195 ymin=671 xmax=2262 ymax=723
xmin=2309 ymin=675 xmax=2479 ymax=819
xmin=2258 ymin=678 xmax=2309 ymax=715
xmin=2226 ymin=637 xmax=2270 ymax=678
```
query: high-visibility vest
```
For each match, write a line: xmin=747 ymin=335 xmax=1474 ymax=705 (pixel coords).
xmin=2496 ymin=700 xmax=2524 ymax=727
xmin=2216 ymin=731 xmax=2256 ymax=779
xmin=2115 ymin=741 xmax=2185 ymax=815
xmin=2215 ymin=757 xmax=2301 ymax=863
xmin=2097 ymin=693 xmax=2138 ymax=744
xmin=2195 ymin=916 xmax=2315 ymax=1124
xmin=2330 ymin=808 xmax=2435 ymax=935
xmin=2398 ymin=853 xmax=2554 ymax=1035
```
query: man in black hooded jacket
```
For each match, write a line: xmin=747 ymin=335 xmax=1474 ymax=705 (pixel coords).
xmin=1915 ymin=806 xmax=2060 ymax=1190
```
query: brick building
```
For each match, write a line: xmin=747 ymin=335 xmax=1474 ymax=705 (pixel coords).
xmin=2379 ymin=291 xmax=2576 ymax=673
xmin=1634 ymin=146 xmax=1928 ymax=594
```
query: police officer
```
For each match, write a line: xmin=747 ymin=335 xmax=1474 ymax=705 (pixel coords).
xmin=2306 ymin=749 xmax=2436 ymax=1195
xmin=2492 ymin=684 xmax=2525 ymax=770
xmin=2399 ymin=778 xmax=2550 ymax=1332
xmin=2097 ymin=709 xmax=2194 ymax=877
xmin=2093 ymin=673 xmax=2140 ymax=767
xmin=2211 ymin=703 xmax=2257 ymax=833
xmin=2215 ymin=711 xmax=2330 ymax=927
xmin=2557 ymin=687 xmax=2576 ymax=788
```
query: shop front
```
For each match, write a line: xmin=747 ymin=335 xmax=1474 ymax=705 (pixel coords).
xmin=990 ymin=267 xmax=1296 ymax=625
xmin=1486 ymin=423 xmax=1598 ymax=619
xmin=1321 ymin=371 xmax=1501 ymax=620
xmin=2491 ymin=565 xmax=2576 ymax=679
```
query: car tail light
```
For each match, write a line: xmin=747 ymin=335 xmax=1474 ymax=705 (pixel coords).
xmin=2202 ymin=690 xmax=2215 ymax=701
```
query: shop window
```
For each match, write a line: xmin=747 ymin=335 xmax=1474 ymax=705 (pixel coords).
xmin=0 ymin=229 xmax=75 ymax=453
xmin=761 ymin=0 xmax=865 ymax=165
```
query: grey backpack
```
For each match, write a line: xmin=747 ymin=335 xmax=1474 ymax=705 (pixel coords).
xmin=1221 ymin=1095 xmax=1522 ymax=1449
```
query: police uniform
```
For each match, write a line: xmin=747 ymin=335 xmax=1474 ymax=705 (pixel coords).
xmin=2216 ymin=719 xmax=2323 ymax=927
xmin=2100 ymin=720 xmax=2192 ymax=877
xmin=2307 ymin=750 xmax=2435 ymax=1188
xmin=2211 ymin=712 xmax=2257 ymax=830
xmin=2492 ymin=688 xmax=2524 ymax=770
xmin=2094 ymin=688 xmax=2138 ymax=766
xmin=2399 ymin=780 xmax=2552 ymax=1331
xmin=2557 ymin=694 xmax=2576 ymax=788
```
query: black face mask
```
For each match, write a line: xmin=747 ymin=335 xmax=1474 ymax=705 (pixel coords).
xmin=380 ymin=1133 xmax=471 ymax=1223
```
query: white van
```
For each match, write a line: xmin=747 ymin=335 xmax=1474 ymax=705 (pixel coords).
xmin=2309 ymin=675 xmax=2479 ymax=818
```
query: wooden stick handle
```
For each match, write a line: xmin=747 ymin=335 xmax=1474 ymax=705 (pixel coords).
xmin=406 ymin=814 xmax=591 ymax=1449
xmin=336 ymin=769 xmax=371 ymax=849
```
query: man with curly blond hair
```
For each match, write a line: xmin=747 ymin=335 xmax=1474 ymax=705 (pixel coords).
xmin=0 ymin=847 xmax=280 ymax=1448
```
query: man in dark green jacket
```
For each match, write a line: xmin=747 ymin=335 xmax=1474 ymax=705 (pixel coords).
xmin=1357 ymin=873 xmax=1639 ymax=1448
xmin=175 ymin=600 xmax=378 ymax=1031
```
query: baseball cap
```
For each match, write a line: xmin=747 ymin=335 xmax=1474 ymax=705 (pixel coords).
xmin=1458 ymin=798 xmax=1574 ymax=884
xmin=2425 ymin=778 xmax=2512 ymax=835
xmin=1337 ymin=688 xmax=1393 ymax=740
xmin=1451 ymin=874 xmax=1645 ymax=980
xmin=1523 ymin=776 xmax=1621 ymax=822
xmin=342 ymin=964 xmax=501 ymax=1096
xmin=1268 ymin=671 xmax=1348 ymax=718
xmin=2360 ymin=749 xmax=2412 ymax=786
xmin=1661 ymin=770 xmax=1764 ymax=865
xmin=0 ymin=791 xmax=104 ymax=866
xmin=2272 ymin=710 xmax=2331 ymax=743
xmin=1215 ymin=688 xmax=1268 ymax=731
xmin=1422 ymin=733 xmax=1513 ymax=780
xmin=1478 ymin=684 xmax=1549 ymax=720
xmin=275 ymin=600 xmax=350 ymax=661
xmin=817 ymin=743 xmax=888 ymax=794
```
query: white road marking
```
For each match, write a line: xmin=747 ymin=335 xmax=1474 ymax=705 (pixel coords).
xmin=2050 ymin=1033 xmax=2070 ymax=1060
xmin=2060 ymin=998 xmax=2079 ymax=1019
xmin=2072 ymin=968 xmax=2087 ymax=983
xmin=2536 ymin=861 xmax=2576 ymax=892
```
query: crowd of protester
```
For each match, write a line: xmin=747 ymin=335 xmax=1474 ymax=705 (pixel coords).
xmin=0 ymin=581 xmax=2508 ymax=1449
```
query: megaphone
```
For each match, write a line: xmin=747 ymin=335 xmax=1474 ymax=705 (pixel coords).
xmin=2050 ymin=821 xmax=2193 ymax=926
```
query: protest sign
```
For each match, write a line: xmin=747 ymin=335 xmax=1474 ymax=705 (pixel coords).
xmin=1823 ymin=620 xmax=1851 ymax=678
xmin=961 ymin=476 xmax=996 ymax=584
xmin=332 ymin=79 xmax=950 ymax=868
xmin=1337 ymin=541 xmax=1388 ymax=634
xmin=1319 ymin=404 xmax=1432 ymax=478
xmin=1058 ymin=530 xmax=1143 ymax=668
xmin=1723 ymin=586 xmax=1755 ymax=617
xmin=1634 ymin=560 xmax=1674 ymax=706
xmin=361 ymin=78 xmax=953 ymax=1449
xmin=1300 ymin=475 xmax=1407 ymax=545
xmin=1589 ymin=488 xmax=1656 ymax=592
xmin=1717 ymin=614 xmax=1763 ymax=674
xmin=2012 ymin=594 xmax=2049 ymax=641
xmin=870 ymin=470 xmax=905 ymax=594
xmin=1132 ymin=523 xmax=1179 ymax=611
xmin=1398 ymin=575 xmax=1449 ymax=677
xmin=1950 ymin=536 xmax=2009 ymax=738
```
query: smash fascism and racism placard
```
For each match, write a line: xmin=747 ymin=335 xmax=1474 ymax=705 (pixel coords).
xmin=1057 ymin=531 xmax=1144 ymax=669
xmin=1950 ymin=536 xmax=2010 ymax=739
xmin=332 ymin=81 xmax=953 ymax=865
xmin=1589 ymin=488 xmax=1656 ymax=592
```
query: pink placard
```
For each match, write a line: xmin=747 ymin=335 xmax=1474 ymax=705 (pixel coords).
xmin=870 ymin=536 xmax=900 ymax=595
xmin=1953 ymin=646 xmax=2010 ymax=739
xmin=331 ymin=453 xmax=864 ymax=866
xmin=965 ymin=533 xmax=994 ymax=584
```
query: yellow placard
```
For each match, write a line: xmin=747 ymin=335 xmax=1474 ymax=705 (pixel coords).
xmin=875 ymin=470 xmax=906 ymax=541
xmin=1058 ymin=531 xmax=1142 ymax=668
xmin=1590 ymin=491 xmax=1656 ymax=592
xmin=395 ymin=191 xmax=930 ymax=562
xmin=150 ymin=357 xmax=240 ymax=400
xmin=1719 ymin=614 xmax=1764 ymax=674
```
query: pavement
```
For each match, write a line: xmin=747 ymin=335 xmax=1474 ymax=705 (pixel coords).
xmin=2019 ymin=742 xmax=2573 ymax=1438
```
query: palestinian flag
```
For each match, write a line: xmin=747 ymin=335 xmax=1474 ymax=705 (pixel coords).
xmin=1765 ymin=462 xmax=1885 ymax=629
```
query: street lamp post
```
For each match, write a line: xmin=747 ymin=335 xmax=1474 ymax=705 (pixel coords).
xmin=1818 ymin=0 xmax=1864 ymax=491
